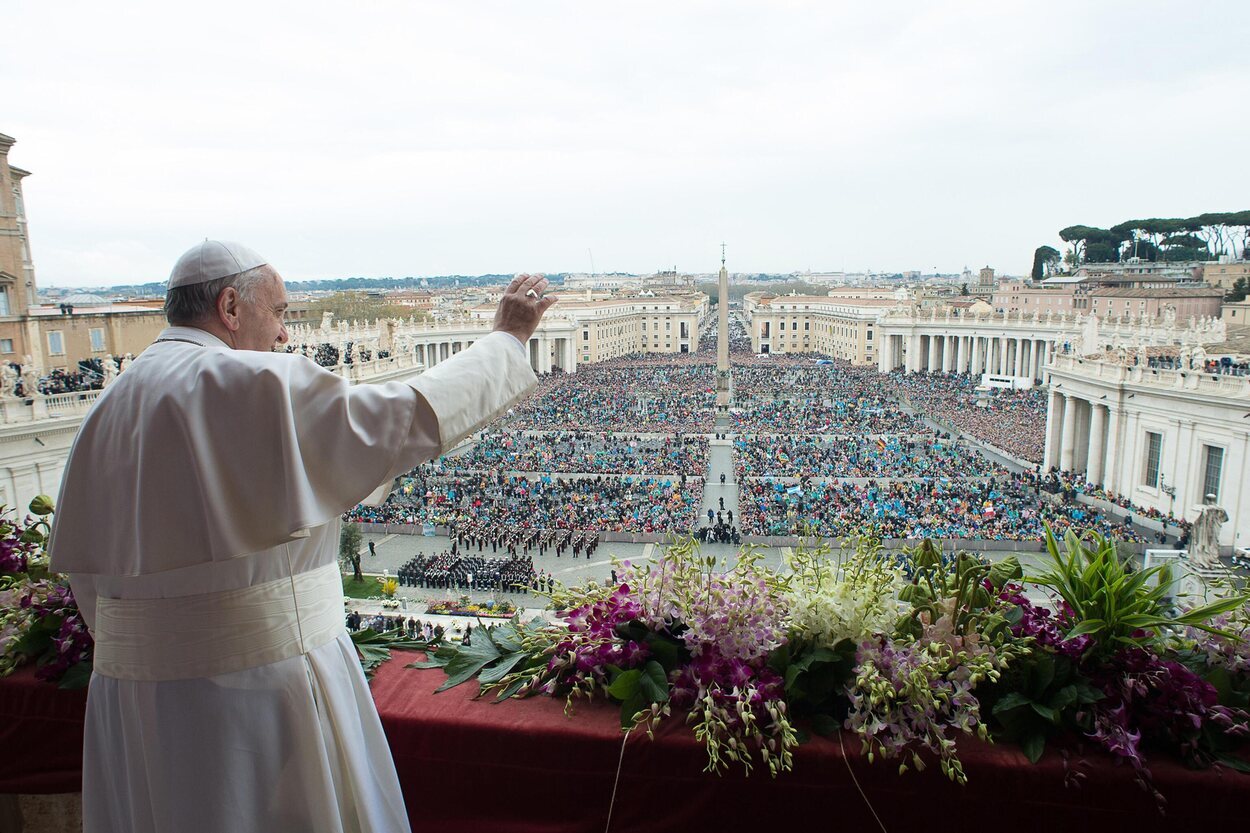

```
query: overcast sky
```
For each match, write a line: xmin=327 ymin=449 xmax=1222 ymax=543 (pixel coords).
xmin=4 ymin=1 xmax=1248 ymax=287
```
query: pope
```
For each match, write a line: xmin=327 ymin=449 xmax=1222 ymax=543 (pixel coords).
xmin=48 ymin=241 xmax=556 ymax=833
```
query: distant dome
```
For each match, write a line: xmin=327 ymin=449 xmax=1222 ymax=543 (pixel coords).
xmin=59 ymin=293 xmax=109 ymax=306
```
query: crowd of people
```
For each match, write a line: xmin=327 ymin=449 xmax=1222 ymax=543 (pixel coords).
xmin=737 ymin=476 xmax=1145 ymax=542
xmin=733 ymin=433 xmax=1010 ymax=479
xmin=504 ymin=358 xmax=716 ymax=432
xmin=730 ymin=362 xmax=928 ymax=434
xmin=395 ymin=551 xmax=539 ymax=593
xmin=438 ymin=431 xmax=709 ymax=476
xmin=345 ymin=611 xmax=440 ymax=639
xmin=337 ymin=340 xmax=1163 ymax=549
xmin=887 ymin=371 xmax=1047 ymax=463
xmin=346 ymin=471 xmax=703 ymax=535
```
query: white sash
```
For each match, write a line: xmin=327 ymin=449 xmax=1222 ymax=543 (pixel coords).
xmin=92 ymin=562 xmax=346 ymax=681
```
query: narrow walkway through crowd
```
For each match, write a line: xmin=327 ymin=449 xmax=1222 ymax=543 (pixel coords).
xmin=698 ymin=440 xmax=740 ymax=540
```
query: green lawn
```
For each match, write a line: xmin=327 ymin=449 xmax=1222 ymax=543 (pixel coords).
xmin=342 ymin=574 xmax=382 ymax=599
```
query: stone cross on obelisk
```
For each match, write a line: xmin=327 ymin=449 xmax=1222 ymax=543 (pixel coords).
xmin=716 ymin=244 xmax=731 ymax=411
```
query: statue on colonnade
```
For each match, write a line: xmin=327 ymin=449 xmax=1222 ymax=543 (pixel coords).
xmin=1189 ymin=496 xmax=1227 ymax=569
xmin=0 ymin=362 xmax=17 ymax=398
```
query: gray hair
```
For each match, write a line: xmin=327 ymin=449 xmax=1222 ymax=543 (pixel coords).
xmin=164 ymin=265 xmax=272 ymax=326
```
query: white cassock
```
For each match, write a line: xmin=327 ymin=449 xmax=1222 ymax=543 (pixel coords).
xmin=48 ymin=325 xmax=536 ymax=833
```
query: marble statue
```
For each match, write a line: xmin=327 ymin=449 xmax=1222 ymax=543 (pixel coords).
xmin=1191 ymin=345 xmax=1207 ymax=371
xmin=1189 ymin=497 xmax=1228 ymax=569
xmin=102 ymin=355 xmax=119 ymax=387
xmin=0 ymin=362 xmax=17 ymax=398
xmin=319 ymin=311 xmax=333 ymax=332
xmin=120 ymin=353 xmax=134 ymax=373
xmin=20 ymin=358 xmax=39 ymax=398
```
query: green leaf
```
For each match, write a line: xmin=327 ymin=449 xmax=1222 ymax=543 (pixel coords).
xmin=620 ymin=692 xmax=646 ymax=729
xmin=1050 ymin=685 xmax=1079 ymax=713
xmin=478 ymin=652 xmax=526 ymax=686
xmin=1029 ymin=702 xmax=1059 ymax=724
xmin=809 ymin=713 xmax=841 ymax=737
xmin=57 ymin=660 xmax=92 ymax=690
xmin=1032 ymin=653 xmax=1056 ymax=692
xmin=992 ymin=692 xmax=1033 ymax=715
xmin=494 ymin=676 xmax=529 ymax=703
xmin=1064 ymin=619 xmax=1107 ymax=639
xmin=645 ymin=634 xmax=682 ymax=673
xmin=1021 ymin=733 xmax=1046 ymax=764
xmin=434 ymin=637 xmax=504 ymax=693
xmin=1216 ymin=754 xmax=1250 ymax=774
xmin=607 ymin=669 xmax=641 ymax=701
xmin=988 ymin=556 xmax=1023 ymax=589
xmin=638 ymin=661 xmax=669 ymax=704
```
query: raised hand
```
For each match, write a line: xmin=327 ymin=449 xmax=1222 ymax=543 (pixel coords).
xmin=493 ymin=273 xmax=559 ymax=345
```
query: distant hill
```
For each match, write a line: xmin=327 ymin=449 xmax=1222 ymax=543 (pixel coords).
xmin=46 ymin=273 xmax=574 ymax=297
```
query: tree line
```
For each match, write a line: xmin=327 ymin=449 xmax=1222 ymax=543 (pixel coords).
xmin=1031 ymin=211 xmax=1250 ymax=279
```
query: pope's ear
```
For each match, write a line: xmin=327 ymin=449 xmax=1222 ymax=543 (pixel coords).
xmin=216 ymin=286 xmax=242 ymax=331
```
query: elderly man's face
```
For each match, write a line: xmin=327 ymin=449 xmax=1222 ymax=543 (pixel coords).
xmin=237 ymin=270 xmax=290 ymax=352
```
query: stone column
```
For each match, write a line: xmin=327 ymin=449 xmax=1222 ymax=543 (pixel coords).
xmin=1014 ymin=338 xmax=1026 ymax=377
xmin=1103 ymin=406 xmax=1121 ymax=492
xmin=970 ymin=336 xmax=982 ymax=376
xmin=956 ymin=335 xmax=968 ymax=374
xmin=1043 ymin=389 xmax=1062 ymax=470
xmin=927 ymin=335 xmax=940 ymax=372
xmin=1088 ymin=404 xmax=1107 ymax=484
xmin=1060 ymin=395 xmax=1078 ymax=472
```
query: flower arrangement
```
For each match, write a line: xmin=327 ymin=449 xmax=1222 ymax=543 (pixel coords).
xmin=417 ymin=529 xmax=1250 ymax=807
xmin=379 ymin=577 xmax=399 ymax=598
xmin=0 ymin=497 xmax=93 ymax=689
xmin=425 ymin=595 xmax=519 ymax=618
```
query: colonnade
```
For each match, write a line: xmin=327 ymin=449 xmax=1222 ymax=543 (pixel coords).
xmin=413 ymin=335 xmax=576 ymax=374
xmin=878 ymin=332 xmax=1054 ymax=383
xmin=1042 ymin=389 xmax=1121 ymax=490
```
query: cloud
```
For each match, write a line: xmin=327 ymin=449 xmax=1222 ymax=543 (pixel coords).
xmin=4 ymin=0 xmax=1249 ymax=285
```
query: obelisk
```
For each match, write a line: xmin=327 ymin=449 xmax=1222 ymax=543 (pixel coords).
xmin=716 ymin=244 xmax=730 ymax=411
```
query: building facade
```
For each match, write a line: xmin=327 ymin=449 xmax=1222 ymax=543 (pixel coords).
xmin=0 ymin=134 xmax=38 ymax=362
xmin=28 ymin=302 xmax=167 ymax=371
xmin=742 ymin=293 xmax=890 ymax=364
xmin=1044 ymin=353 xmax=1250 ymax=549
xmin=471 ymin=292 xmax=707 ymax=364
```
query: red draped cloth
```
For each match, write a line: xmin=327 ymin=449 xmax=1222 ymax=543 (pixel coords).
xmin=3 ymin=651 xmax=1248 ymax=832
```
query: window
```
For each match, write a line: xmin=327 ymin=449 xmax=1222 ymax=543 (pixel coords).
xmin=1202 ymin=446 xmax=1224 ymax=501
xmin=0 ymin=339 xmax=11 ymax=354
xmin=47 ymin=331 xmax=65 ymax=356
xmin=90 ymin=328 xmax=106 ymax=352
xmin=582 ymin=331 xmax=589 ymax=341
xmin=0 ymin=289 xmax=8 ymax=316
xmin=1143 ymin=432 xmax=1162 ymax=488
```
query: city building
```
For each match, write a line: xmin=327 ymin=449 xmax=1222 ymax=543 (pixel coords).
xmin=1045 ymin=344 xmax=1250 ymax=549
xmin=28 ymin=298 xmax=167 ymax=371
xmin=1203 ymin=259 xmax=1250 ymax=294
xmin=742 ymin=293 xmax=893 ymax=364
xmin=1222 ymin=301 xmax=1250 ymax=326
xmin=995 ymin=278 xmax=1224 ymax=319
xmin=469 ymin=291 xmax=707 ymax=363
xmin=0 ymin=133 xmax=38 ymax=362
xmin=1084 ymin=287 xmax=1223 ymax=320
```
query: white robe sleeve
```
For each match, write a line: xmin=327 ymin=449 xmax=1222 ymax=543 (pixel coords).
xmin=390 ymin=331 xmax=535 ymax=474
xmin=49 ymin=331 xmax=537 ymax=576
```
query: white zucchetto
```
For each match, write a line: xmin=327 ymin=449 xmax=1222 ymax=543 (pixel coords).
xmin=168 ymin=240 xmax=269 ymax=289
